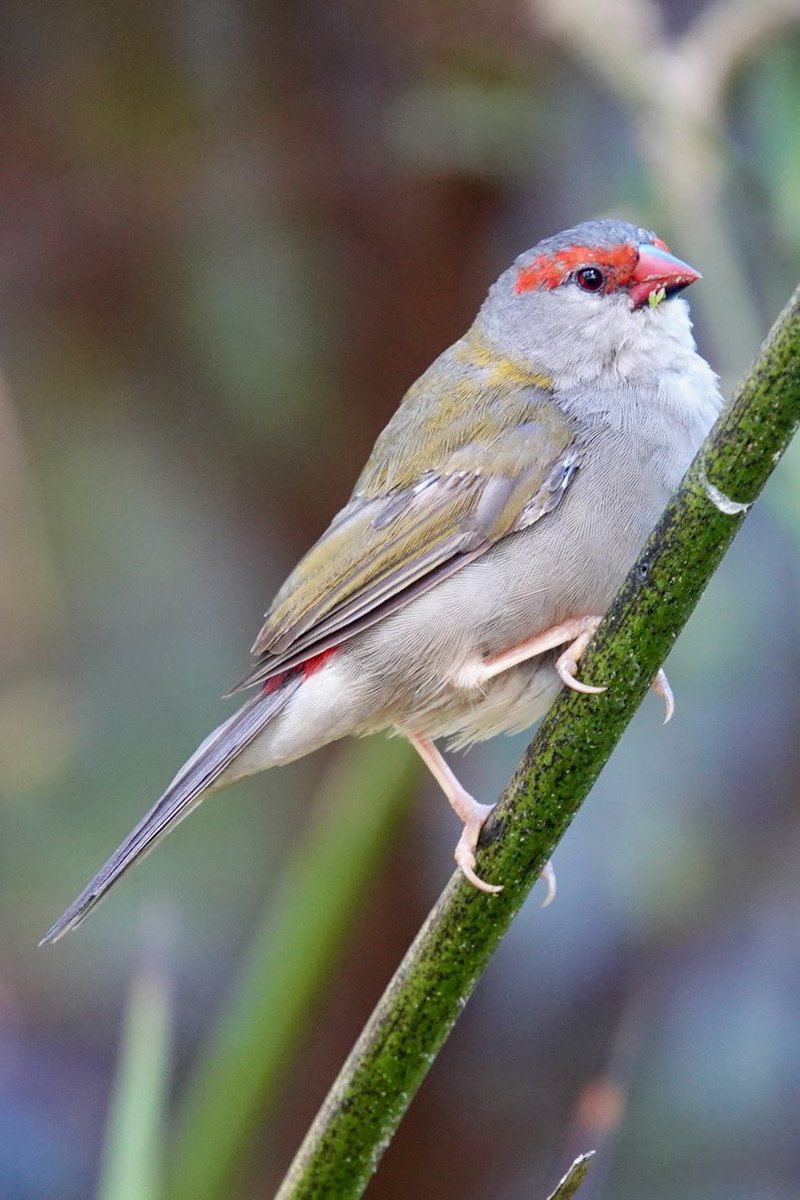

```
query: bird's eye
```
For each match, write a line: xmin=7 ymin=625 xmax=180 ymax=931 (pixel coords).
xmin=575 ymin=267 xmax=605 ymax=292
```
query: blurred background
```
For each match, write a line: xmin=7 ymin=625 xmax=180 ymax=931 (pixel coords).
xmin=2 ymin=0 xmax=800 ymax=1197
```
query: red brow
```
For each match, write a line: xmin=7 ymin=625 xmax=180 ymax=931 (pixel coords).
xmin=515 ymin=243 xmax=639 ymax=293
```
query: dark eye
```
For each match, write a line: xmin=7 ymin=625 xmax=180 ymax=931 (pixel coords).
xmin=575 ymin=267 xmax=605 ymax=292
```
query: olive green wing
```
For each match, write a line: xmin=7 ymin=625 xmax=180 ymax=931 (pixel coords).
xmin=234 ymin=381 xmax=578 ymax=691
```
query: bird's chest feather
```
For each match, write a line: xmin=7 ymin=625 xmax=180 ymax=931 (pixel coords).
xmin=451 ymin=387 xmax=709 ymax=656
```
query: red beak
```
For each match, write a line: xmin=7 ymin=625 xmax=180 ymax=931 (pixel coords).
xmin=628 ymin=243 xmax=701 ymax=310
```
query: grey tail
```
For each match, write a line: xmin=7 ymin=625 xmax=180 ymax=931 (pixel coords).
xmin=40 ymin=677 xmax=301 ymax=945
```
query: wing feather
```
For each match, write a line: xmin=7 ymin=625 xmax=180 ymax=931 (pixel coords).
xmin=233 ymin=335 xmax=579 ymax=692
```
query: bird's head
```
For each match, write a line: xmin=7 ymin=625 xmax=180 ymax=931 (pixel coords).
xmin=478 ymin=219 xmax=703 ymax=389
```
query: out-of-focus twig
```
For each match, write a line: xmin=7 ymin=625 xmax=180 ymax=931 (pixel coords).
xmin=530 ymin=0 xmax=800 ymax=379
xmin=97 ymin=912 xmax=174 ymax=1200
xmin=685 ymin=0 xmax=800 ymax=115
xmin=0 ymin=370 xmax=63 ymax=677
xmin=547 ymin=1153 xmax=595 ymax=1200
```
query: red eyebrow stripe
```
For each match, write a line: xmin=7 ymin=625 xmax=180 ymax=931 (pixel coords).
xmin=515 ymin=242 xmax=638 ymax=293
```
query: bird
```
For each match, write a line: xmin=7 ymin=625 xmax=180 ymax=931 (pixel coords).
xmin=41 ymin=218 xmax=723 ymax=944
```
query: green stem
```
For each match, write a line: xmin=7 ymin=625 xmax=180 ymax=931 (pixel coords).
xmin=547 ymin=1153 xmax=595 ymax=1200
xmin=274 ymin=286 xmax=800 ymax=1200
xmin=98 ymin=932 xmax=172 ymax=1200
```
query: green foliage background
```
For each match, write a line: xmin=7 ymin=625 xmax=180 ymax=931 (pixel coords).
xmin=2 ymin=2 xmax=800 ymax=1197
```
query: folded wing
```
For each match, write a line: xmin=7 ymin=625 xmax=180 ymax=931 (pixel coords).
xmin=234 ymin=364 xmax=579 ymax=691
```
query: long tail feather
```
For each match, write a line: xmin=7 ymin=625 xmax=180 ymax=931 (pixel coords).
xmin=40 ymin=678 xmax=300 ymax=945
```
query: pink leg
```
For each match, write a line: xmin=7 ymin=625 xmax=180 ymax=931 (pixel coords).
xmin=465 ymin=613 xmax=674 ymax=717
xmin=475 ymin=614 xmax=607 ymax=695
xmin=403 ymin=729 xmax=556 ymax=903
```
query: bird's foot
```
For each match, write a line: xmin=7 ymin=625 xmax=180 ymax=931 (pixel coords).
xmin=402 ymin=728 xmax=558 ymax=898
xmin=558 ymin=630 xmax=675 ymax=719
xmin=461 ymin=613 xmax=607 ymax=694
xmin=453 ymin=796 xmax=556 ymax=900
xmin=403 ymin=729 xmax=503 ymax=893
xmin=554 ymin=615 xmax=606 ymax=694
xmin=453 ymin=798 xmax=503 ymax=894
xmin=471 ymin=614 xmax=673 ymax=719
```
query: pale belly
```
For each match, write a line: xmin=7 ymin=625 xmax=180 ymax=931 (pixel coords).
xmin=396 ymin=650 xmax=565 ymax=749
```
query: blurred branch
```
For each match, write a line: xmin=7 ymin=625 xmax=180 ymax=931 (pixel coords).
xmin=97 ymin=921 xmax=173 ymax=1200
xmin=273 ymin=285 xmax=800 ymax=1200
xmin=530 ymin=0 xmax=800 ymax=119
xmin=530 ymin=0 xmax=800 ymax=377
xmin=686 ymin=0 xmax=800 ymax=113
xmin=0 ymin=369 xmax=64 ymax=676
xmin=547 ymin=1153 xmax=595 ymax=1200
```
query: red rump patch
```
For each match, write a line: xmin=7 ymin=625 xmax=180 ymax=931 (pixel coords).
xmin=261 ymin=645 xmax=338 ymax=695
xmin=301 ymin=646 xmax=338 ymax=677
xmin=515 ymin=242 xmax=639 ymax=294
xmin=262 ymin=671 xmax=288 ymax=696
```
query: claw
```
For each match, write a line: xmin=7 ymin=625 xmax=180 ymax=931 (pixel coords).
xmin=539 ymin=858 xmax=557 ymax=907
xmin=652 ymin=667 xmax=675 ymax=723
xmin=555 ymin=616 xmax=607 ymax=695
xmin=556 ymin=653 xmax=607 ymax=694
xmin=466 ymin=613 xmax=606 ymax=690
xmin=401 ymin=725 xmax=559 ymax=901
xmin=455 ymin=819 xmax=504 ymax=894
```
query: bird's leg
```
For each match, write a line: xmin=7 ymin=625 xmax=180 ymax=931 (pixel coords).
xmin=402 ymin=729 xmax=557 ymax=904
xmin=460 ymin=613 xmax=675 ymax=719
xmin=460 ymin=614 xmax=606 ymax=694
xmin=403 ymin=729 xmax=500 ymax=894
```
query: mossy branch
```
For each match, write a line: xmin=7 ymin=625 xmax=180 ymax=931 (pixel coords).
xmin=275 ymin=286 xmax=800 ymax=1200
